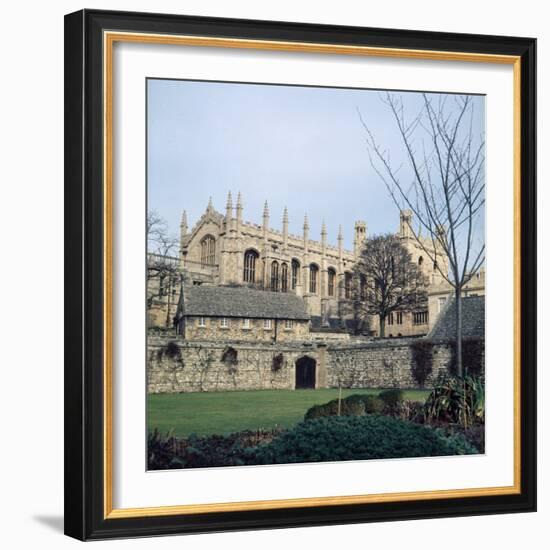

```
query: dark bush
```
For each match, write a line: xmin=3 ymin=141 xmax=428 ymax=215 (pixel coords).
xmin=253 ymin=416 xmax=478 ymax=465
xmin=345 ymin=394 xmax=385 ymax=414
xmin=449 ymin=338 xmax=484 ymax=377
xmin=462 ymin=339 xmax=484 ymax=377
xmin=304 ymin=394 xmax=384 ymax=421
xmin=410 ymin=340 xmax=434 ymax=386
xmin=378 ymin=389 xmax=404 ymax=409
xmin=272 ymin=353 xmax=284 ymax=373
xmin=435 ymin=424 xmax=485 ymax=453
xmin=155 ymin=340 xmax=182 ymax=362
xmin=148 ymin=428 xmax=283 ymax=470
xmin=221 ymin=346 xmax=238 ymax=365
xmin=148 ymin=429 xmax=179 ymax=470
xmin=148 ymin=416 xmax=479 ymax=470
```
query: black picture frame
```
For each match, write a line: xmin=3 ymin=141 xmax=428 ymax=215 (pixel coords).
xmin=64 ymin=9 xmax=537 ymax=541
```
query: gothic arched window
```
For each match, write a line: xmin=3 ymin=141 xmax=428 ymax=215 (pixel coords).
xmin=418 ymin=256 xmax=424 ymax=266
xmin=200 ymin=235 xmax=216 ymax=267
xmin=271 ymin=261 xmax=280 ymax=291
xmin=243 ymin=249 xmax=259 ymax=283
xmin=327 ymin=268 xmax=336 ymax=297
xmin=344 ymin=272 xmax=353 ymax=299
xmin=309 ymin=264 xmax=319 ymax=294
xmin=281 ymin=262 xmax=289 ymax=292
xmin=291 ymin=259 xmax=300 ymax=290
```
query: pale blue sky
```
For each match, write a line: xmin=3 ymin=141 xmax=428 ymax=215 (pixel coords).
xmin=147 ymin=79 xmax=484 ymax=251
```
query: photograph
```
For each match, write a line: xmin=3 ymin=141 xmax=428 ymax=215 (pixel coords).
xmin=145 ymin=78 xmax=486 ymax=470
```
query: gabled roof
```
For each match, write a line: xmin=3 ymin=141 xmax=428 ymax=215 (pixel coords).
xmin=180 ymin=285 xmax=310 ymax=321
xmin=181 ymin=207 xmax=224 ymax=247
xmin=429 ymin=295 xmax=485 ymax=339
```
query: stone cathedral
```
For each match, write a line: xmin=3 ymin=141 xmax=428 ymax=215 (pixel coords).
xmin=166 ymin=192 xmax=449 ymax=336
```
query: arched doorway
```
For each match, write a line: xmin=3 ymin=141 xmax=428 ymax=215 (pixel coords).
xmin=295 ymin=356 xmax=316 ymax=389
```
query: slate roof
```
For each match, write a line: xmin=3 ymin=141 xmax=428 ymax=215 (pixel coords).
xmin=181 ymin=285 xmax=310 ymax=321
xmin=429 ymin=295 xmax=485 ymax=339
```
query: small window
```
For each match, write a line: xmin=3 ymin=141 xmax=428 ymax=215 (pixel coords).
xmin=263 ymin=319 xmax=272 ymax=330
xmin=242 ymin=318 xmax=250 ymax=329
xmin=388 ymin=313 xmax=394 ymax=326
xmin=281 ymin=263 xmax=289 ymax=292
xmin=309 ymin=265 xmax=318 ymax=294
xmin=396 ymin=312 xmax=403 ymax=325
xmin=200 ymin=235 xmax=216 ymax=267
xmin=413 ymin=311 xmax=429 ymax=325
xmin=198 ymin=316 xmax=206 ymax=327
xmin=220 ymin=317 xmax=229 ymax=328
xmin=327 ymin=268 xmax=336 ymax=297
xmin=271 ymin=260 xmax=280 ymax=291
xmin=284 ymin=319 xmax=294 ymax=330
xmin=243 ymin=249 xmax=259 ymax=283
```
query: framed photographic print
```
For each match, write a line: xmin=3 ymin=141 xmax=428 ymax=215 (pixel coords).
xmin=64 ymin=9 xmax=536 ymax=540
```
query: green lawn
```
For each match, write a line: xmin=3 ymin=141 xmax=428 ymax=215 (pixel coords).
xmin=147 ymin=388 xmax=430 ymax=437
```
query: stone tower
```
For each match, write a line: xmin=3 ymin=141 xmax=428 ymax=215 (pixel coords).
xmin=399 ymin=209 xmax=413 ymax=239
xmin=354 ymin=220 xmax=367 ymax=257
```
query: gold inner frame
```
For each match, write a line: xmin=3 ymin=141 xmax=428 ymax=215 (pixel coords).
xmin=103 ymin=30 xmax=522 ymax=520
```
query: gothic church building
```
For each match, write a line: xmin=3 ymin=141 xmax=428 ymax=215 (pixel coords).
xmin=171 ymin=192 xmax=448 ymax=336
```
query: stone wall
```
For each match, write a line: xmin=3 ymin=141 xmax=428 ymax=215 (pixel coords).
xmin=147 ymin=337 xmax=322 ymax=394
xmin=327 ymin=339 xmax=451 ymax=389
xmin=147 ymin=335 xmax=484 ymax=394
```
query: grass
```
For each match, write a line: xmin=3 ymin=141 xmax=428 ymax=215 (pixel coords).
xmin=147 ymin=388 xmax=430 ymax=437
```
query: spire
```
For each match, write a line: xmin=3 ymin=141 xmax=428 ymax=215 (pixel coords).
xmin=338 ymin=224 xmax=343 ymax=241
xmin=338 ymin=225 xmax=343 ymax=260
xmin=282 ymin=207 xmax=289 ymax=243
xmin=225 ymin=191 xmax=233 ymax=233
xmin=283 ymin=206 xmax=288 ymax=224
xmin=180 ymin=209 xmax=188 ymax=250
xmin=303 ymin=213 xmax=309 ymax=248
xmin=207 ymin=196 xmax=213 ymax=211
xmin=263 ymin=200 xmax=269 ymax=232
xmin=321 ymin=219 xmax=327 ymax=249
xmin=180 ymin=210 xmax=188 ymax=233
xmin=236 ymin=192 xmax=243 ymax=233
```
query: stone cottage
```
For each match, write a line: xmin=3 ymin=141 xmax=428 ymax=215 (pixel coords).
xmin=173 ymin=284 xmax=311 ymax=343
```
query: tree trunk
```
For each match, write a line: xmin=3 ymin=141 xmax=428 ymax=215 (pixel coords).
xmin=455 ymin=287 xmax=463 ymax=377
xmin=379 ymin=314 xmax=386 ymax=338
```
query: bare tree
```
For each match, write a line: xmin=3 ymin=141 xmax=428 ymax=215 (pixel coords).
xmin=360 ymin=93 xmax=485 ymax=375
xmin=147 ymin=211 xmax=180 ymax=326
xmin=352 ymin=234 xmax=427 ymax=337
